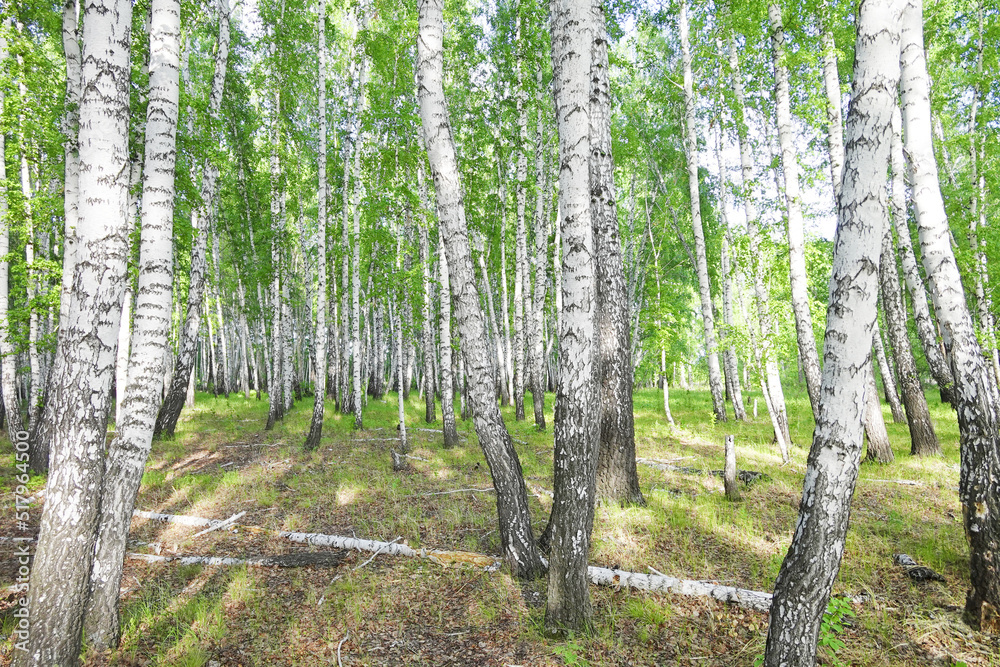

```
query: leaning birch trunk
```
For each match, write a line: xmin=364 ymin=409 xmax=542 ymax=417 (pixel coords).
xmin=899 ymin=0 xmax=1000 ymax=628
xmin=545 ymin=0 xmax=600 ymax=634
xmin=306 ymin=5 xmax=328 ymax=451
xmin=17 ymin=0 xmax=133 ymax=661
xmin=82 ymin=0 xmax=184 ymax=649
xmin=0 ymin=34 xmax=24 ymax=444
xmin=418 ymin=0 xmax=544 ymax=579
xmin=680 ymin=0 xmax=726 ymax=423
xmin=729 ymin=38 xmax=791 ymax=448
xmin=154 ymin=18 xmax=227 ymax=439
xmin=764 ymin=3 xmax=901 ymax=664
xmin=591 ymin=0 xmax=643 ymax=506
xmin=818 ymin=7 xmax=896 ymax=452
xmin=880 ymin=212 xmax=939 ymax=455
xmin=888 ymin=111 xmax=954 ymax=407
xmin=530 ymin=71 xmax=548 ymax=430
xmin=769 ymin=2 xmax=823 ymax=420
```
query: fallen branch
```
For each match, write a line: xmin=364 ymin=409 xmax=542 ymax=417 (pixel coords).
xmin=221 ymin=443 xmax=283 ymax=448
xmin=127 ymin=551 xmax=346 ymax=568
xmin=192 ymin=511 xmax=246 ymax=538
xmin=867 ymin=478 xmax=923 ymax=486
xmin=132 ymin=509 xmax=773 ymax=609
xmin=353 ymin=537 xmax=402 ymax=571
xmin=413 ymin=487 xmax=495 ymax=497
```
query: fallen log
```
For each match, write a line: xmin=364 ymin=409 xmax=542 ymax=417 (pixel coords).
xmin=127 ymin=550 xmax=346 ymax=568
xmin=131 ymin=509 xmax=771 ymax=609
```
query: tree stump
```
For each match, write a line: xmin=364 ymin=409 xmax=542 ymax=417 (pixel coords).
xmin=724 ymin=435 xmax=740 ymax=501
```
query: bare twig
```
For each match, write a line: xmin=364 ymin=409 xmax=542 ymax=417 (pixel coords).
xmin=191 ymin=511 xmax=246 ymax=538
xmin=337 ymin=631 xmax=350 ymax=667
xmin=353 ymin=536 xmax=402 ymax=571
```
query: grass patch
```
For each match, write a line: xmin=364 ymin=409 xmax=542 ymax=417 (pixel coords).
xmin=0 ymin=384 xmax=995 ymax=666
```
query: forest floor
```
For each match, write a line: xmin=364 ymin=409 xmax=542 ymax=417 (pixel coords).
xmin=0 ymin=384 xmax=997 ymax=666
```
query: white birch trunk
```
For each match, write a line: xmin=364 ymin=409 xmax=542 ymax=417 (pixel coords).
xmin=439 ymin=235 xmax=459 ymax=447
xmin=900 ymin=0 xmax=1000 ymax=625
xmin=155 ymin=5 xmax=229 ymax=438
xmin=0 ymin=32 xmax=24 ymax=444
xmin=769 ymin=1 xmax=823 ymax=418
xmin=83 ymin=0 xmax=182 ymax=649
xmin=19 ymin=0 xmax=134 ymax=660
xmin=764 ymin=4 xmax=902 ymax=663
xmin=306 ymin=2 xmax=328 ymax=451
xmin=681 ymin=0 xmax=726 ymax=423
xmin=546 ymin=0 xmax=600 ymax=634
xmin=888 ymin=106 xmax=955 ymax=405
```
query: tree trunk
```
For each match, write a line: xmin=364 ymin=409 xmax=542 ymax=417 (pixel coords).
xmin=764 ymin=4 xmax=902 ymax=664
xmin=306 ymin=3 xmax=328 ymax=451
xmin=661 ymin=350 xmax=674 ymax=426
xmin=395 ymin=227 xmax=409 ymax=453
xmin=0 ymin=33 xmax=24 ymax=446
xmin=17 ymin=0 xmax=133 ymax=660
xmin=437 ymin=246 xmax=459 ymax=447
xmin=154 ymin=23 xmax=226 ymax=439
xmin=530 ymin=70 xmax=548 ymax=430
xmin=680 ymin=0 xmax=726 ymax=423
xmin=769 ymin=1 xmax=823 ymax=419
xmin=863 ymin=362 xmax=894 ymax=463
xmin=591 ymin=0 xmax=643 ymax=507
xmin=498 ymin=161 xmax=515 ymax=407
xmin=888 ymin=109 xmax=955 ymax=406
xmin=418 ymin=0 xmax=544 ymax=580
xmin=880 ymin=210 xmax=939 ymax=456
xmin=900 ymin=0 xmax=1000 ymax=627
xmin=513 ymin=46 xmax=529 ymax=422
xmin=873 ymin=321 xmax=906 ymax=423
xmin=81 ymin=0 xmax=184 ymax=649
xmin=544 ymin=0 xmax=600 ymax=635
xmin=729 ymin=37 xmax=791 ymax=449
xmin=418 ymin=189 xmax=436 ymax=424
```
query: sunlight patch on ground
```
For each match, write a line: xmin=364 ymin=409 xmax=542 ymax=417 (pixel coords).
xmin=336 ymin=484 xmax=362 ymax=506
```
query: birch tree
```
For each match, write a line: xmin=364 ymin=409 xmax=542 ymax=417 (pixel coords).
xmin=546 ymin=0 xmax=600 ymax=634
xmin=680 ymin=0 xmax=726 ymax=423
xmin=155 ymin=4 xmax=232 ymax=438
xmin=17 ymin=0 xmax=134 ymax=660
xmin=82 ymin=0 xmax=182 ymax=648
xmin=728 ymin=37 xmax=792 ymax=452
xmin=417 ymin=0 xmax=544 ymax=578
xmin=769 ymin=0 xmax=823 ymax=419
xmin=306 ymin=0 xmax=328 ymax=451
xmin=592 ymin=0 xmax=643 ymax=506
xmin=899 ymin=0 xmax=1000 ymax=627
xmin=765 ymin=3 xmax=902 ymax=663
xmin=0 ymin=32 xmax=24 ymax=445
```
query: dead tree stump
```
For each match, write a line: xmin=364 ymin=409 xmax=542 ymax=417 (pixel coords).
xmin=724 ymin=435 xmax=741 ymax=501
